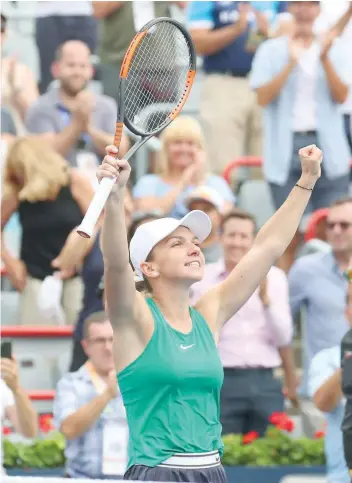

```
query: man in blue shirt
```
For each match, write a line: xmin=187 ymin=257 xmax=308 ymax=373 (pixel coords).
xmin=249 ymin=1 xmax=350 ymax=211
xmin=187 ymin=1 xmax=287 ymax=175
xmin=309 ymin=277 xmax=352 ymax=483
xmin=309 ymin=345 xmax=348 ymax=483
xmin=26 ymin=40 xmax=129 ymax=170
xmin=289 ymin=198 xmax=352 ymax=396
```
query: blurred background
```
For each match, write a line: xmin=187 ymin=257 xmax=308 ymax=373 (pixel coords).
xmin=1 ymin=1 xmax=352 ymax=482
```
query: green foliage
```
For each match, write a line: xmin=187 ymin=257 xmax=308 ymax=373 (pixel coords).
xmin=222 ymin=428 xmax=325 ymax=467
xmin=3 ymin=433 xmax=66 ymax=469
xmin=3 ymin=427 xmax=325 ymax=469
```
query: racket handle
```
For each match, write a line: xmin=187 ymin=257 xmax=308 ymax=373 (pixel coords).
xmin=77 ymin=177 xmax=116 ymax=238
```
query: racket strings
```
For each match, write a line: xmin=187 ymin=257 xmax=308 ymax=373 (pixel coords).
xmin=124 ymin=22 xmax=192 ymax=133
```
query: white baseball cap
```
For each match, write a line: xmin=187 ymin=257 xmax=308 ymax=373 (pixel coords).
xmin=130 ymin=210 xmax=212 ymax=281
xmin=186 ymin=186 xmax=225 ymax=212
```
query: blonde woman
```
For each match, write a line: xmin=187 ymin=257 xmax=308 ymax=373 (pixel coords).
xmin=133 ymin=117 xmax=235 ymax=219
xmin=1 ymin=137 xmax=94 ymax=325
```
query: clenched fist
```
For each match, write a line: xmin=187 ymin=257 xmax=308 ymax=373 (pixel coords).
xmin=97 ymin=145 xmax=131 ymax=190
xmin=298 ymin=144 xmax=323 ymax=189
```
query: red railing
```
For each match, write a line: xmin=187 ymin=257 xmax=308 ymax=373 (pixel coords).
xmin=1 ymin=328 xmax=71 ymax=401
xmin=28 ymin=390 xmax=55 ymax=401
xmin=1 ymin=326 xmax=73 ymax=337
xmin=222 ymin=156 xmax=262 ymax=184
xmin=222 ymin=156 xmax=352 ymax=185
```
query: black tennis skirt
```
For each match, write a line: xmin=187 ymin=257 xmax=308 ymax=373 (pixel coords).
xmin=124 ymin=463 xmax=227 ymax=482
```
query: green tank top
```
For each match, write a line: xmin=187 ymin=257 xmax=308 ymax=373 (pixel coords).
xmin=118 ymin=298 xmax=224 ymax=469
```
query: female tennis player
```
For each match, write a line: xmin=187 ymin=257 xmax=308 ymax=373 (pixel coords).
xmin=100 ymin=143 xmax=322 ymax=482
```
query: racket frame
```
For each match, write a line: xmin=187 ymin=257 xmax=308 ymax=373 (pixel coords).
xmin=77 ymin=17 xmax=197 ymax=238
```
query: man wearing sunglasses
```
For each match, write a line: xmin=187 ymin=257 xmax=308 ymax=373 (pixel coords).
xmin=289 ymin=198 xmax=352 ymax=402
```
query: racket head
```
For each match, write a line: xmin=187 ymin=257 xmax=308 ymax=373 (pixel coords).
xmin=119 ymin=17 xmax=197 ymax=137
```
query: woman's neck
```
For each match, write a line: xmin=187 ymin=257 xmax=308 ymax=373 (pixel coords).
xmin=151 ymin=282 xmax=192 ymax=328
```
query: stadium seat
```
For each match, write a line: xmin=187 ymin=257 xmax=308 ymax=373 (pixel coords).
xmin=237 ymin=180 xmax=276 ymax=229
xmin=54 ymin=350 xmax=72 ymax=384
xmin=16 ymin=353 xmax=57 ymax=391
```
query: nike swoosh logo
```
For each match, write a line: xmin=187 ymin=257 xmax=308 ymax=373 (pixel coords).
xmin=180 ymin=344 xmax=195 ymax=350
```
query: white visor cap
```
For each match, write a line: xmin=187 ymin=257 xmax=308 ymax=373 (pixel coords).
xmin=130 ymin=210 xmax=212 ymax=281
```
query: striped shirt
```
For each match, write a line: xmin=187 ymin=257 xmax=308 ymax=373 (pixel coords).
xmin=53 ymin=364 xmax=127 ymax=479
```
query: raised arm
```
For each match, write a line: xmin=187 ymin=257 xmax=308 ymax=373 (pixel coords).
xmin=196 ymin=145 xmax=322 ymax=331
xmin=99 ymin=146 xmax=151 ymax=370
xmin=100 ymin=147 xmax=138 ymax=321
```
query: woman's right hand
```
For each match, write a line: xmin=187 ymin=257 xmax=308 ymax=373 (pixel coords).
xmin=97 ymin=145 xmax=131 ymax=190
xmin=6 ymin=259 xmax=27 ymax=292
xmin=181 ymin=150 xmax=206 ymax=188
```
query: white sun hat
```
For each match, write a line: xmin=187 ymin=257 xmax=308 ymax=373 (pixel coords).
xmin=185 ymin=186 xmax=225 ymax=212
xmin=130 ymin=210 xmax=212 ymax=281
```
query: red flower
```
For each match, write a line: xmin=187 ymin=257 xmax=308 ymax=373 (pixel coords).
xmin=39 ymin=414 xmax=54 ymax=433
xmin=314 ymin=430 xmax=325 ymax=439
xmin=269 ymin=412 xmax=286 ymax=426
xmin=2 ymin=426 xmax=11 ymax=435
xmin=243 ymin=431 xmax=259 ymax=445
xmin=269 ymin=412 xmax=295 ymax=432
xmin=284 ymin=419 xmax=295 ymax=433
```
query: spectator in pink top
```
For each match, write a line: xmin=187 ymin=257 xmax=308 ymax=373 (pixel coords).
xmin=191 ymin=208 xmax=296 ymax=436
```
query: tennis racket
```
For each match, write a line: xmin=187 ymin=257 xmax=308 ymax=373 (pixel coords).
xmin=77 ymin=17 xmax=196 ymax=238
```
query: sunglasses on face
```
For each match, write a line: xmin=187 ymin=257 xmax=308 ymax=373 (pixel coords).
xmin=326 ymin=221 xmax=352 ymax=231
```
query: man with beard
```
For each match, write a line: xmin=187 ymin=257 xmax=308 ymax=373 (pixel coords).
xmin=26 ymin=40 xmax=129 ymax=170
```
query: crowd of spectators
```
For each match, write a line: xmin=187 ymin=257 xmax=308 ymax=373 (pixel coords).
xmin=1 ymin=1 xmax=352 ymax=482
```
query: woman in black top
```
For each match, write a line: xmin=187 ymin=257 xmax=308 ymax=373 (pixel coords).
xmin=1 ymin=137 xmax=94 ymax=325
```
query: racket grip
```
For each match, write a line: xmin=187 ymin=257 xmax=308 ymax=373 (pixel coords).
xmin=77 ymin=177 xmax=116 ymax=238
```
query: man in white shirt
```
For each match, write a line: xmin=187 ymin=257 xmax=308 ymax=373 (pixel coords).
xmin=0 ymin=357 xmax=38 ymax=474
xmin=315 ymin=2 xmax=352 ymax=155
xmin=250 ymin=1 xmax=350 ymax=213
